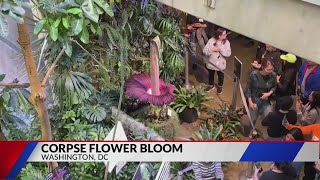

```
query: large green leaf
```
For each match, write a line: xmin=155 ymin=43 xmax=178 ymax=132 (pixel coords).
xmin=55 ymin=72 xmax=94 ymax=107
xmin=8 ymin=91 xmax=19 ymax=110
xmin=81 ymin=105 xmax=106 ymax=122
xmin=68 ymin=8 xmax=82 ymax=14
xmin=5 ymin=113 xmax=26 ymax=127
xmin=96 ymin=25 xmax=102 ymax=37
xmin=16 ymin=89 xmax=31 ymax=112
xmin=93 ymin=0 xmax=114 ymax=17
xmin=10 ymin=4 xmax=25 ymax=16
xmin=81 ymin=0 xmax=99 ymax=23
xmin=71 ymin=18 xmax=83 ymax=35
xmin=7 ymin=11 xmax=23 ymax=24
xmin=0 ymin=74 xmax=5 ymax=82
xmin=90 ymin=23 xmax=96 ymax=34
xmin=80 ymin=22 xmax=89 ymax=44
xmin=0 ymin=15 xmax=9 ymax=37
xmin=63 ymin=38 xmax=73 ymax=57
xmin=33 ymin=19 xmax=46 ymax=34
xmin=53 ymin=17 xmax=61 ymax=27
xmin=62 ymin=16 xmax=70 ymax=29
xmin=49 ymin=26 xmax=58 ymax=41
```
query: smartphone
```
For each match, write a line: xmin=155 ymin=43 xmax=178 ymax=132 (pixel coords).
xmin=282 ymin=115 xmax=288 ymax=126
xmin=255 ymin=162 xmax=263 ymax=173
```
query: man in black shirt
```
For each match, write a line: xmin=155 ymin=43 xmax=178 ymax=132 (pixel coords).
xmin=262 ymin=96 xmax=297 ymax=139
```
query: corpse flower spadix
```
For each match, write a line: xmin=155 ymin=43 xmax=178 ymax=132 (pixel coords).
xmin=125 ymin=72 xmax=175 ymax=106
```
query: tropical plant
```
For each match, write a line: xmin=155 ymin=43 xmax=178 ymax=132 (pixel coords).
xmin=33 ymin=0 xmax=114 ymax=56
xmin=0 ymin=74 xmax=32 ymax=139
xmin=81 ymin=105 xmax=107 ymax=123
xmin=54 ymin=71 xmax=95 ymax=109
xmin=205 ymin=103 xmax=243 ymax=140
xmin=19 ymin=163 xmax=46 ymax=180
xmin=63 ymin=119 xmax=110 ymax=140
xmin=195 ymin=124 xmax=224 ymax=140
xmin=171 ymin=162 xmax=195 ymax=180
xmin=0 ymin=0 xmax=31 ymax=37
xmin=157 ymin=17 xmax=187 ymax=82
xmin=170 ymin=86 xmax=211 ymax=116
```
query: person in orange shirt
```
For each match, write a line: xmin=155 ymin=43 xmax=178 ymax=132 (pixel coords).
xmin=284 ymin=122 xmax=320 ymax=180
xmin=284 ymin=122 xmax=320 ymax=141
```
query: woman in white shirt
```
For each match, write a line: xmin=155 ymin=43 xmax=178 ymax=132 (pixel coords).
xmin=203 ymin=28 xmax=231 ymax=95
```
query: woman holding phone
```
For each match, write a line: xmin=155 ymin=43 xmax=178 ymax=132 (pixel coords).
xmin=203 ymin=27 xmax=231 ymax=95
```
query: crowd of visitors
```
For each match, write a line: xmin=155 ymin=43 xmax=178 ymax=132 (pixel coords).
xmin=184 ymin=14 xmax=320 ymax=180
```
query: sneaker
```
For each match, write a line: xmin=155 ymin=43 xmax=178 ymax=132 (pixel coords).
xmin=205 ymin=85 xmax=215 ymax=92
xmin=217 ymin=86 xmax=223 ymax=95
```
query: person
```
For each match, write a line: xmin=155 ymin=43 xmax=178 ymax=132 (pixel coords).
xmin=276 ymin=53 xmax=298 ymax=97
xmin=245 ymin=59 xmax=276 ymax=137
xmin=296 ymin=91 xmax=320 ymax=126
xmin=251 ymin=44 xmax=282 ymax=75
xmin=185 ymin=15 xmax=208 ymax=70
xmin=314 ymin=160 xmax=320 ymax=176
xmin=252 ymin=162 xmax=296 ymax=180
xmin=284 ymin=123 xmax=320 ymax=142
xmin=283 ymin=128 xmax=304 ymax=179
xmin=262 ymin=96 xmax=297 ymax=140
xmin=203 ymin=27 xmax=231 ymax=94
xmin=284 ymin=123 xmax=320 ymax=180
xmin=192 ymin=162 xmax=224 ymax=180
xmin=297 ymin=60 xmax=320 ymax=105
xmin=284 ymin=128 xmax=304 ymax=141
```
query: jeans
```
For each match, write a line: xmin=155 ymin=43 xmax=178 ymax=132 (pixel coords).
xmin=208 ymin=69 xmax=224 ymax=86
xmin=248 ymin=100 xmax=272 ymax=129
xmin=291 ymin=162 xmax=303 ymax=179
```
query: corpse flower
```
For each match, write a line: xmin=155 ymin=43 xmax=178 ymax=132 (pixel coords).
xmin=125 ymin=72 xmax=175 ymax=106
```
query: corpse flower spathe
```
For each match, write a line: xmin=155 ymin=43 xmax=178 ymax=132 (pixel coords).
xmin=125 ymin=72 xmax=175 ymax=106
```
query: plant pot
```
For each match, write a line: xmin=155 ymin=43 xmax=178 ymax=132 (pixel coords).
xmin=179 ymin=108 xmax=198 ymax=123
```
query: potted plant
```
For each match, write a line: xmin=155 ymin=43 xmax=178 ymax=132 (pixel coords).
xmin=205 ymin=103 xmax=243 ymax=140
xmin=171 ymin=86 xmax=210 ymax=123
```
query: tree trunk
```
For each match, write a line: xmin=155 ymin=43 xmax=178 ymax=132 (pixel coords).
xmin=17 ymin=17 xmax=58 ymax=171
xmin=17 ymin=18 xmax=52 ymax=140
